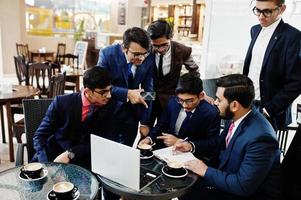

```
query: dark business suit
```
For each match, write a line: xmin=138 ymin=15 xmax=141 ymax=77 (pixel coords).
xmin=97 ymin=44 xmax=154 ymax=146
xmin=182 ymin=108 xmax=282 ymax=200
xmin=149 ymin=96 xmax=220 ymax=159
xmin=150 ymin=41 xmax=199 ymax=126
xmin=243 ymin=19 xmax=301 ymax=130
xmin=32 ymin=93 xmax=119 ymax=170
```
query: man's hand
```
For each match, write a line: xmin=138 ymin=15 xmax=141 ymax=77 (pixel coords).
xmin=139 ymin=125 xmax=150 ymax=137
xmin=138 ymin=137 xmax=151 ymax=145
xmin=173 ymin=140 xmax=192 ymax=152
xmin=127 ymin=89 xmax=148 ymax=108
xmin=184 ymin=159 xmax=208 ymax=177
xmin=53 ymin=151 xmax=70 ymax=163
xmin=157 ymin=133 xmax=179 ymax=147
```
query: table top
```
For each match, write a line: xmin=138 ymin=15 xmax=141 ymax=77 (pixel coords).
xmin=0 ymin=85 xmax=39 ymax=102
xmin=0 ymin=163 xmax=99 ymax=200
xmin=100 ymin=157 xmax=198 ymax=200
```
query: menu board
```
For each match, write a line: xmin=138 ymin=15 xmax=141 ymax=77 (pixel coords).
xmin=73 ymin=41 xmax=88 ymax=69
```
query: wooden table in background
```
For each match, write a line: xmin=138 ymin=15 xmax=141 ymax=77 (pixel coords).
xmin=30 ymin=51 xmax=55 ymax=62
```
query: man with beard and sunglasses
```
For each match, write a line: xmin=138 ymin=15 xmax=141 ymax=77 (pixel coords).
xmin=97 ymin=27 xmax=154 ymax=147
xmin=175 ymin=74 xmax=281 ymax=200
xmin=244 ymin=0 xmax=301 ymax=131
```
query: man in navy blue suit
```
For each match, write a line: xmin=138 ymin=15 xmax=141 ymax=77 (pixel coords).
xmin=243 ymin=0 xmax=301 ymax=130
xmin=139 ymin=72 xmax=220 ymax=160
xmin=176 ymin=74 xmax=281 ymax=200
xmin=33 ymin=67 xmax=118 ymax=170
xmin=97 ymin=27 xmax=154 ymax=146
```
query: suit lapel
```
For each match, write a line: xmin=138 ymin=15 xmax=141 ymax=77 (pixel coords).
xmin=117 ymin=45 xmax=129 ymax=86
xmin=170 ymin=100 xmax=182 ymax=133
xmin=261 ymin=20 xmax=284 ymax=71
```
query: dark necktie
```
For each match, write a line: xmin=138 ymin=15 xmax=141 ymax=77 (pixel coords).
xmin=127 ymin=63 xmax=133 ymax=88
xmin=158 ymin=54 xmax=164 ymax=79
xmin=179 ymin=111 xmax=193 ymax=136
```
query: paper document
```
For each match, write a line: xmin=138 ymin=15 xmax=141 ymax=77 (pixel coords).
xmin=153 ymin=147 xmax=197 ymax=166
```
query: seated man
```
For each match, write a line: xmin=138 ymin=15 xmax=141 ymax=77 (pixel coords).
xmin=32 ymin=67 xmax=118 ymax=170
xmin=176 ymin=74 xmax=281 ymax=200
xmin=139 ymin=72 xmax=220 ymax=160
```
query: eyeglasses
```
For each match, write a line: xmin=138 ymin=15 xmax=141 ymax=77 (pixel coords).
xmin=93 ymin=87 xmax=112 ymax=97
xmin=176 ymin=97 xmax=197 ymax=105
xmin=152 ymin=43 xmax=170 ymax=50
xmin=252 ymin=6 xmax=279 ymax=18
xmin=127 ymin=49 xmax=149 ymax=59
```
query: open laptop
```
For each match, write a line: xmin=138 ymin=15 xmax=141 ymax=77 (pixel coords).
xmin=91 ymin=134 xmax=161 ymax=191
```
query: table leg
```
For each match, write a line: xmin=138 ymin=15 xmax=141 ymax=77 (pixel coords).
xmin=0 ymin=105 xmax=6 ymax=143
xmin=5 ymin=101 xmax=15 ymax=162
xmin=76 ymin=77 xmax=80 ymax=92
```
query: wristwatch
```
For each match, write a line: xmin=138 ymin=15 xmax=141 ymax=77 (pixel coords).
xmin=67 ymin=149 xmax=75 ymax=160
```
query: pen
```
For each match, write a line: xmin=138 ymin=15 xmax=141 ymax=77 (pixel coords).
xmin=181 ymin=137 xmax=189 ymax=143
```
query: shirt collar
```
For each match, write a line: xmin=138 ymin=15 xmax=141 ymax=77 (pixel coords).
xmin=233 ymin=110 xmax=252 ymax=128
xmin=261 ymin=17 xmax=281 ymax=32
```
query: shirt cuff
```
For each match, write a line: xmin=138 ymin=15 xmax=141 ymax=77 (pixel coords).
xmin=189 ymin=141 xmax=195 ymax=153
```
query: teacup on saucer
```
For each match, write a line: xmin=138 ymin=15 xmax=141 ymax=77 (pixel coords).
xmin=137 ymin=143 xmax=153 ymax=157
xmin=20 ymin=163 xmax=44 ymax=180
xmin=48 ymin=181 xmax=79 ymax=200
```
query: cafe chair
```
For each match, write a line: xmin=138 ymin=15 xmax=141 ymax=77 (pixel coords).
xmin=15 ymin=99 xmax=52 ymax=166
xmin=48 ymin=43 xmax=66 ymax=74
xmin=48 ymin=72 xmax=66 ymax=98
xmin=281 ymin=125 xmax=301 ymax=199
xmin=60 ymin=53 xmax=79 ymax=92
xmin=16 ymin=43 xmax=32 ymax=65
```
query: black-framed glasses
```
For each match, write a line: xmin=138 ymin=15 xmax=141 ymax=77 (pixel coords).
xmin=93 ymin=87 xmax=112 ymax=96
xmin=176 ymin=97 xmax=197 ymax=105
xmin=252 ymin=6 xmax=279 ymax=18
xmin=127 ymin=49 xmax=149 ymax=59
xmin=152 ymin=42 xmax=170 ymax=50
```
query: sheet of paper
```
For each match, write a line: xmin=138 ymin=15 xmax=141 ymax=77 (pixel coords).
xmin=153 ymin=147 xmax=197 ymax=166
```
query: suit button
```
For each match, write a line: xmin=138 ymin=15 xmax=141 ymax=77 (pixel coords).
xmin=260 ymin=79 xmax=264 ymax=82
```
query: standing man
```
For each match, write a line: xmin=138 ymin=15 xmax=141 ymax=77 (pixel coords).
xmin=97 ymin=27 xmax=154 ymax=146
xmin=139 ymin=72 xmax=220 ymax=160
xmin=175 ymin=74 xmax=281 ymax=200
xmin=33 ymin=67 xmax=117 ymax=170
xmin=243 ymin=0 xmax=301 ymax=130
xmin=147 ymin=20 xmax=199 ymax=126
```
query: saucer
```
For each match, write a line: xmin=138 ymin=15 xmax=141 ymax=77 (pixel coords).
xmin=140 ymin=151 xmax=154 ymax=159
xmin=47 ymin=187 xmax=80 ymax=200
xmin=161 ymin=166 xmax=188 ymax=178
xmin=19 ymin=169 xmax=48 ymax=181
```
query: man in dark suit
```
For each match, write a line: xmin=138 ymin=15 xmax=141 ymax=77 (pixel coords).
xmin=243 ymin=0 xmax=301 ymax=130
xmin=97 ymin=27 xmax=154 ymax=146
xmin=176 ymin=74 xmax=281 ymax=200
xmin=33 ymin=67 xmax=118 ymax=170
xmin=147 ymin=20 xmax=199 ymax=126
xmin=139 ymin=72 xmax=220 ymax=160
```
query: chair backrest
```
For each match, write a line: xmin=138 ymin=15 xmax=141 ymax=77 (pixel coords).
xmin=60 ymin=53 xmax=79 ymax=69
xmin=28 ymin=62 xmax=52 ymax=96
xmin=281 ymin=125 xmax=301 ymax=199
xmin=48 ymin=72 xmax=66 ymax=98
xmin=14 ymin=56 xmax=28 ymax=85
xmin=203 ymin=78 xmax=218 ymax=98
xmin=16 ymin=43 xmax=31 ymax=63
xmin=22 ymin=99 xmax=53 ymax=161
xmin=55 ymin=43 xmax=66 ymax=63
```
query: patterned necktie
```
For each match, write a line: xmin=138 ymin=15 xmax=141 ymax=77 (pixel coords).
xmin=225 ymin=121 xmax=235 ymax=147
xmin=127 ymin=63 xmax=133 ymax=88
xmin=158 ymin=54 xmax=164 ymax=79
xmin=178 ymin=111 xmax=193 ymax=136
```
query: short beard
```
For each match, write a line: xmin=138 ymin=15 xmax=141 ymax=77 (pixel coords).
xmin=221 ymin=105 xmax=234 ymax=120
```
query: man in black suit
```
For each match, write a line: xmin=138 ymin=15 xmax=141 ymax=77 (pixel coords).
xmin=243 ymin=0 xmax=301 ymax=130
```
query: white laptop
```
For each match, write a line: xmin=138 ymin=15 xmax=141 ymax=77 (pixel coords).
xmin=91 ymin=134 xmax=160 ymax=191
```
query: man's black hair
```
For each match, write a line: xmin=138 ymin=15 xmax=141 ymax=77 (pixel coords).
xmin=147 ymin=20 xmax=173 ymax=40
xmin=175 ymin=72 xmax=203 ymax=95
xmin=83 ymin=67 xmax=112 ymax=90
xmin=123 ymin=27 xmax=151 ymax=51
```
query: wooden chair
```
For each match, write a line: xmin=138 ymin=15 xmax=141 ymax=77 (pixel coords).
xmin=15 ymin=99 xmax=53 ymax=166
xmin=16 ymin=43 xmax=31 ymax=64
xmin=49 ymin=43 xmax=66 ymax=74
xmin=60 ymin=53 xmax=79 ymax=92
xmin=48 ymin=72 xmax=66 ymax=98
xmin=14 ymin=56 xmax=28 ymax=85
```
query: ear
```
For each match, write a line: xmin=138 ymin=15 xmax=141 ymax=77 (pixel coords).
xmin=280 ymin=4 xmax=286 ymax=14
xmin=198 ymin=91 xmax=205 ymax=99
xmin=230 ymin=101 xmax=240 ymax=112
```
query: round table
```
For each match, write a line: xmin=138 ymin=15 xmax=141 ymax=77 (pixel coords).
xmin=0 ymin=163 xmax=99 ymax=200
xmin=100 ymin=157 xmax=198 ymax=200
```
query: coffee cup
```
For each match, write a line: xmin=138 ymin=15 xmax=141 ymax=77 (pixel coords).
xmin=53 ymin=181 xmax=78 ymax=200
xmin=20 ymin=162 xmax=43 ymax=179
xmin=137 ymin=143 xmax=152 ymax=157
xmin=166 ymin=161 xmax=184 ymax=175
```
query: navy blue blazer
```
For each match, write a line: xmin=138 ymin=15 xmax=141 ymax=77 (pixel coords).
xmin=149 ymin=96 xmax=220 ymax=159
xmin=33 ymin=93 xmax=119 ymax=169
xmin=204 ymin=108 xmax=281 ymax=199
xmin=97 ymin=44 xmax=155 ymax=125
xmin=243 ymin=20 xmax=301 ymax=129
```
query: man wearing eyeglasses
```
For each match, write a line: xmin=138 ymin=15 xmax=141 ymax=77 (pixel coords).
xmin=243 ymin=0 xmax=301 ymax=130
xmin=33 ymin=67 xmax=118 ymax=170
xmin=97 ymin=27 xmax=154 ymax=147
xmin=139 ymin=72 xmax=220 ymax=160
xmin=147 ymin=20 xmax=199 ymax=127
